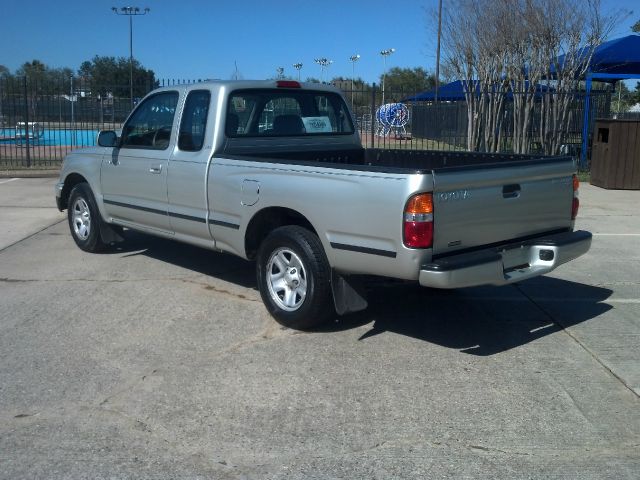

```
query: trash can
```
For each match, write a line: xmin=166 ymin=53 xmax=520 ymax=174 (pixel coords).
xmin=590 ymin=119 xmax=640 ymax=189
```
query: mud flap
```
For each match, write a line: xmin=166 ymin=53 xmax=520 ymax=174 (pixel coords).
xmin=99 ymin=222 xmax=124 ymax=245
xmin=331 ymin=271 xmax=368 ymax=315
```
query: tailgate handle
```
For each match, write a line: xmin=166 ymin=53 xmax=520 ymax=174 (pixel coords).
xmin=502 ymin=184 xmax=520 ymax=199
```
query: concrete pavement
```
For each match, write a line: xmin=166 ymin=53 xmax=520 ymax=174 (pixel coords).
xmin=0 ymin=177 xmax=65 ymax=250
xmin=0 ymin=180 xmax=638 ymax=479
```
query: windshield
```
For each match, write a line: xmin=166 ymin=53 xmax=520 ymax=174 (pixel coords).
xmin=226 ymin=89 xmax=354 ymax=137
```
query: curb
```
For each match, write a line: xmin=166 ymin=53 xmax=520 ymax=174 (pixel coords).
xmin=0 ymin=169 xmax=60 ymax=179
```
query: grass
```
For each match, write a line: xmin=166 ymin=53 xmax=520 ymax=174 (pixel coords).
xmin=577 ymin=171 xmax=591 ymax=183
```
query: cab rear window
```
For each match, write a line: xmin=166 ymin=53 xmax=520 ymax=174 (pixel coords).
xmin=226 ymin=89 xmax=354 ymax=137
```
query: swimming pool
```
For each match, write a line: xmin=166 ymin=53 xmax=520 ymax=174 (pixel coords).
xmin=0 ymin=128 xmax=99 ymax=146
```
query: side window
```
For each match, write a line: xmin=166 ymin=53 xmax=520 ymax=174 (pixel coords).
xmin=178 ymin=90 xmax=211 ymax=151
xmin=120 ymin=91 xmax=179 ymax=150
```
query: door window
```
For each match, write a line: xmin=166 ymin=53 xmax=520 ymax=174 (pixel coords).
xmin=120 ymin=91 xmax=179 ymax=150
xmin=178 ymin=90 xmax=211 ymax=151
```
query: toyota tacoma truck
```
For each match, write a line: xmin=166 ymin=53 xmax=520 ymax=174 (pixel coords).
xmin=55 ymin=80 xmax=591 ymax=329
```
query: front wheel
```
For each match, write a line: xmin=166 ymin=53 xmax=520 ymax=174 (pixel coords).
xmin=67 ymin=183 xmax=106 ymax=252
xmin=256 ymin=226 xmax=334 ymax=330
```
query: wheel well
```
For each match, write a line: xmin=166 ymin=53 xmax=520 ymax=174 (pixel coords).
xmin=60 ymin=173 xmax=88 ymax=210
xmin=245 ymin=207 xmax=317 ymax=260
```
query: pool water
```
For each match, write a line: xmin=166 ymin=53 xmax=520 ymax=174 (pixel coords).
xmin=0 ymin=128 xmax=99 ymax=146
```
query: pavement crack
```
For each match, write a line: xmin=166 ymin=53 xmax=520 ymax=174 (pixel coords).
xmin=0 ymin=205 xmax=59 ymax=209
xmin=467 ymin=444 xmax=529 ymax=456
xmin=0 ymin=218 xmax=65 ymax=253
xmin=13 ymin=412 xmax=39 ymax=419
xmin=0 ymin=276 xmax=259 ymax=304
xmin=514 ymin=284 xmax=640 ymax=399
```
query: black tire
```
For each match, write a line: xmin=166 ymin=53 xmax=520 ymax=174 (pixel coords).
xmin=256 ymin=226 xmax=334 ymax=330
xmin=67 ymin=183 xmax=107 ymax=253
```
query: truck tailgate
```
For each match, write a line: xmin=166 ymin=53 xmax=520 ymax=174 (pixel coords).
xmin=431 ymin=158 xmax=575 ymax=256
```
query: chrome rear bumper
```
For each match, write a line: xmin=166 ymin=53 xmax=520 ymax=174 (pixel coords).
xmin=419 ymin=230 xmax=592 ymax=289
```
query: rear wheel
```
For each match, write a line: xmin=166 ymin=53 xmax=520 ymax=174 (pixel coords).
xmin=67 ymin=183 xmax=106 ymax=252
xmin=256 ymin=226 xmax=334 ymax=330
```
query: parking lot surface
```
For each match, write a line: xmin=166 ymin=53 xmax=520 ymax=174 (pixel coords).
xmin=1 ymin=178 xmax=639 ymax=479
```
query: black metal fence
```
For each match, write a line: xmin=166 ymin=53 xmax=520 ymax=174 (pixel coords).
xmin=346 ymin=85 xmax=613 ymax=161
xmin=0 ymin=77 xmax=198 ymax=168
xmin=0 ymin=76 xmax=616 ymax=169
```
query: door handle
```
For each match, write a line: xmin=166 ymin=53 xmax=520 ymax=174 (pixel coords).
xmin=502 ymin=184 xmax=520 ymax=199
xmin=149 ymin=165 xmax=163 ymax=174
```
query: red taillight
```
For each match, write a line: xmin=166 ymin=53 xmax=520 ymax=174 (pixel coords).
xmin=572 ymin=197 xmax=580 ymax=220
xmin=276 ymin=80 xmax=301 ymax=88
xmin=404 ymin=221 xmax=433 ymax=248
xmin=403 ymin=193 xmax=434 ymax=248
xmin=571 ymin=174 xmax=580 ymax=220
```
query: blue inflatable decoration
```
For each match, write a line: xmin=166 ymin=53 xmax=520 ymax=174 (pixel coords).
xmin=375 ymin=103 xmax=409 ymax=137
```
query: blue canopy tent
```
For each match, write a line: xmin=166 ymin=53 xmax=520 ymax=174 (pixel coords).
xmin=401 ymin=80 xmax=554 ymax=102
xmin=576 ymin=35 xmax=640 ymax=167
xmin=402 ymin=80 xmax=474 ymax=102
xmin=404 ymin=35 xmax=640 ymax=166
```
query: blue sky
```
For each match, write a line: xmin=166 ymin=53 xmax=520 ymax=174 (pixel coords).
xmin=1 ymin=0 xmax=638 ymax=84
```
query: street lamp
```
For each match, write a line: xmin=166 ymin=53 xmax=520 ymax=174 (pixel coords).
xmin=349 ymin=54 xmax=360 ymax=105
xmin=112 ymin=6 xmax=150 ymax=108
xmin=314 ymin=58 xmax=333 ymax=83
xmin=379 ymin=48 xmax=395 ymax=105
xmin=293 ymin=63 xmax=303 ymax=81
xmin=435 ymin=0 xmax=443 ymax=102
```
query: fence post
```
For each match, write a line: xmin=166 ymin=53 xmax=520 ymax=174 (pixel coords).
xmin=23 ymin=76 xmax=31 ymax=168
xmin=370 ymin=83 xmax=376 ymax=149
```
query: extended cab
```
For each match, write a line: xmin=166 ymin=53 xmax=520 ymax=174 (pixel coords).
xmin=55 ymin=80 xmax=591 ymax=329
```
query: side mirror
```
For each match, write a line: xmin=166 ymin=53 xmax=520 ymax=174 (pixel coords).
xmin=97 ymin=130 xmax=119 ymax=148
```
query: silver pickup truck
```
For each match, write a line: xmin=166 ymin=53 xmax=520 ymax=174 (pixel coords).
xmin=55 ymin=80 xmax=591 ymax=329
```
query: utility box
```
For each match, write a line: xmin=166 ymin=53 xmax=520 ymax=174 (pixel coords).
xmin=590 ymin=119 xmax=640 ymax=189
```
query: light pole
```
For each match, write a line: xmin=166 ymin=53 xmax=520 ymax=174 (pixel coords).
xmin=380 ymin=48 xmax=395 ymax=105
xmin=293 ymin=63 xmax=303 ymax=81
xmin=349 ymin=54 xmax=360 ymax=105
xmin=314 ymin=58 xmax=333 ymax=83
xmin=435 ymin=0 xmax=443 ymax=102
xmin=112 ymin=6 xmax=150 ymax=109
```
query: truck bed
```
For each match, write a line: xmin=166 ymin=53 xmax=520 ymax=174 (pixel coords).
xmin=222 ymin=146 xmax=577 ymax=258
xmin=224 ymin=147 xmax=571 ymax=174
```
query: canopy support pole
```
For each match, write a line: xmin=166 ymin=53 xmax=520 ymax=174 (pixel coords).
xmin=580 ymin=74 xmax=592 ymax=170
xmin=580 ymin=72 xmax=640 ymax=170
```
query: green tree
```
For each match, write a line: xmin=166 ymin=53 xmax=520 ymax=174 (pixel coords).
xmin=13 ymin=60 xmax=73 ymax=90
xmin=16 ymin=60 xmax=47 ymax=83
xmin=632 ymin=19 xmax=640 ymax=33
xmin=78 ymin=55 xmax=156 ymax=98
xmin=329 ymin=76 xmax=372 ymax=113
xmin=378 ymin=67 xmax=436 ymax=96
xmin=610 ymin=81 xmax=640 ymax=113
xmin=632 ymin=82 xmax=640 ymax=105
xmin=16 ymin=60 xmax=56 ymax=116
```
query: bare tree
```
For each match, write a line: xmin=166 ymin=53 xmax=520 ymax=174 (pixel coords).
xmin=440 ymin=0 xmax=613 ymax=155
xmin=442 ymin=0 xmax=512 ymax=152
